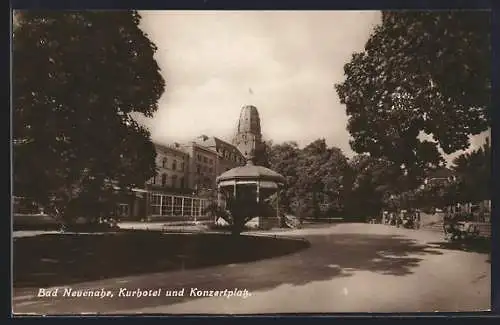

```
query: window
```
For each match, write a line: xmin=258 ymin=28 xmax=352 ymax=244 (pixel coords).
xmin=209 ymin=159 xmax=213 ymax=164
xmin=197 ymin=165 xmax=201 ymax=174
xmin=197 ymin=154 xmax=201 ymax=161
xmin=200 ymin=200 xmax=207 ymax=216
xmin=192 ymin=199 xmax=200 ymax=216
xmin=180 ymin=177 xmax=185 ymax=188
xmin=184 ymin=198 xmax=193 ymax=216
xmin=161 ymin=173 xmax=167 ymax=187
xmin=209 ymin=167 xmax=213 ymax=173
xmin=172 ymin=160 xmax=177 ymax=170
xmin=162 ymin=158 xmax=166 ymax=168
xmin=116 ymin=204 xmax=130 ymax=218
xmin=181 ymin=162 xmax=185 ymax=171
xmin=203 ymin=156 xmax=208 ymax=163
xmin=150 ymin=193 xmax=162 ymax=215
xmin=173 ymin=197 xmax=183 ymax=215
xmin=152 ymin=175 xmax=156 ymax=184
xmin=171 ymin=175 xmax=177 ymax=188
xmin=162 ymin=195 xmax=172 ymax=215
xmin=149 ymin=193 xmax=177 ymax=216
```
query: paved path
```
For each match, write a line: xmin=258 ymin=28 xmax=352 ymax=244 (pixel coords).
xmin=13 ymin=223 xmax=490 ymax=314
xmin=13 ymin=230 xmax=61 ymax=238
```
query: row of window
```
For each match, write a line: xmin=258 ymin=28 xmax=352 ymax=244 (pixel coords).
xmin=197 ymin=154 xmax=214 ymax=165
xmin=196 ymin=164 xmax=213 ymax=175
xmin=196 ymin=149 xmax=244 ymax=165
xmin=149 ymin=193 xmax=208 ymax=216
xmin=152 ymin=174 xmax=185 ymax=188
xmin=160 ymin=157 xmax=185 ymax=171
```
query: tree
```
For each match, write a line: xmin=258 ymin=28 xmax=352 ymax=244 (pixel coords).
xmin=415 ymin=182 xmax=450 ymax=211
xmin=13 ymin=11 xmax=165 ymax=224
xmin=335 ymin=11 xmax=491 ymax=179
xmin=253 ymin=140 xmax=271 ymax=168
xmin=297 ymin=140 xmax=349 ymax=218
xmin=451 ymin=138 xmax=491 ymax=203
xmin=267 ymin=139 xmax=349 ymax=220
xmin=345 ymin=154 xmax=402 ymax=220
xmin=267 ymin=141 xmax=301 ymax=214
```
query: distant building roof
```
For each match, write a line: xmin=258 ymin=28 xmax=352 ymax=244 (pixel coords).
xmin=426 ymin=167 xmax=455 ymax=179
xmin=153 ymin=142 xmax=188 ymax=156
xmin=193 ymin=135 xmax=243 ymax=158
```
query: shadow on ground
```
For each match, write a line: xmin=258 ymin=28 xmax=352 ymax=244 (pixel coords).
xmin=14 ymin=228 xmax=470 ymax=314
xmin=13 ymin=232 xmax=310 ymax=288
xmin=427 ymin=238 xmax=491 ymax=256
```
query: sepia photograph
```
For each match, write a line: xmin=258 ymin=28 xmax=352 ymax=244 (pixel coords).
xmin=12 ymin=10 xmax=491 ymax=315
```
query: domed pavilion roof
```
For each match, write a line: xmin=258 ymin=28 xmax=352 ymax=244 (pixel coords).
xmin=216 ymin=161 xmax=286 ymax=185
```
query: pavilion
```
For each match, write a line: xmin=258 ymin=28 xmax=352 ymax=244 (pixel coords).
xmin=216 ymin=159 xmax=286 ymax=230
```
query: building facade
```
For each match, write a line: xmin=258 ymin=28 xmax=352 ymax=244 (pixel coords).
xmin=193 ymin=135 xmax=245 ymax=176
xmin=14 ymin=104 xmax=267 ymax=224
xmin=148 ymin=143 xmax=190 ymax=191
xmin=120 ymin=104 xmax=263 ymax=221
xmin=182 ymin=140 xmax=219 ymax=191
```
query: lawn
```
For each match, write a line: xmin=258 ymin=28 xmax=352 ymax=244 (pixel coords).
xmin=13 ymin=231 xmax=309 ymax=288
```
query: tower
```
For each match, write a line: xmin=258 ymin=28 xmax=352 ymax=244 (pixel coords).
xmin=232 ymin=105 xmax=262 ymax=163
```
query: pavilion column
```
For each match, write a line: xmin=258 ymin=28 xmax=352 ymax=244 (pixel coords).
xmin=171 ymin=196 xmax=174 ymax=215
xmin=277 ymin=187 xmax=280 ymax=218
xmin=191 ymin=199 xmax=194 ymax=219
xmin=256 ymin=181 xmax=261 ymax=227
xmin=145 ymin=192 xmax=150 ymax=219
xmin=217 ymin=185 xmax=222 ymax=208
xmin=233 ymin=180 xmax=237 ymax=198
xmin=277 ymin=186 xmax=281 ymax=227
xmin=194 ymin=199 xmax=198 ymax=222
xmin=181 ymin=197 xmax=185 ymax=217
xmin=256 ymin=181 xmax=260 ymax=203
xmin=198 ymin=199 xmax=202 ymax=221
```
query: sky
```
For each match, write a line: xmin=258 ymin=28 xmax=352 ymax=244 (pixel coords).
xmin=137 ymin=10 xmax=489 ymax=164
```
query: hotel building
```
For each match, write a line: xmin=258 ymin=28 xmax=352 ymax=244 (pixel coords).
xmin=120 ymin=134 xmax=245 ymax=221
xmin=14 ymin=105 xmax=259 ymax=223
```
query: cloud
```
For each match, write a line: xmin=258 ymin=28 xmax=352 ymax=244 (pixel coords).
xmin=138 ymin=10 xmax=382 ymax=156
xmin=137 ymin=10 xmax=488 ymax=162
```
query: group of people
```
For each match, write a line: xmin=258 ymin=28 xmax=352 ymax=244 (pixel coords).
xmin=442 ymin=207 xmax=481 ymax=241
xmin=380 ymin=210 xmax=421 ymax=229
xmin=372 ymin=204 xmax=486 ymax=242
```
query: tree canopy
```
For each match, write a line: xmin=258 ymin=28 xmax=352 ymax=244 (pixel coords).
xmin=335 ymin=11 xmax=491 ymax=179
xmin=13 ymin=11 xmax=165 ymax=222
xmin=345 ymin=154 xmax=403 ymax=218
xmin=450 ymin=138 xmax=491 ymax=203
xmin=384 ymin=137 xmax=491 ymax=214
xmin=266 ymin=139 xmax=350 ymax=219
xmin=266 ymin=136 xmax=490 ymax=222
